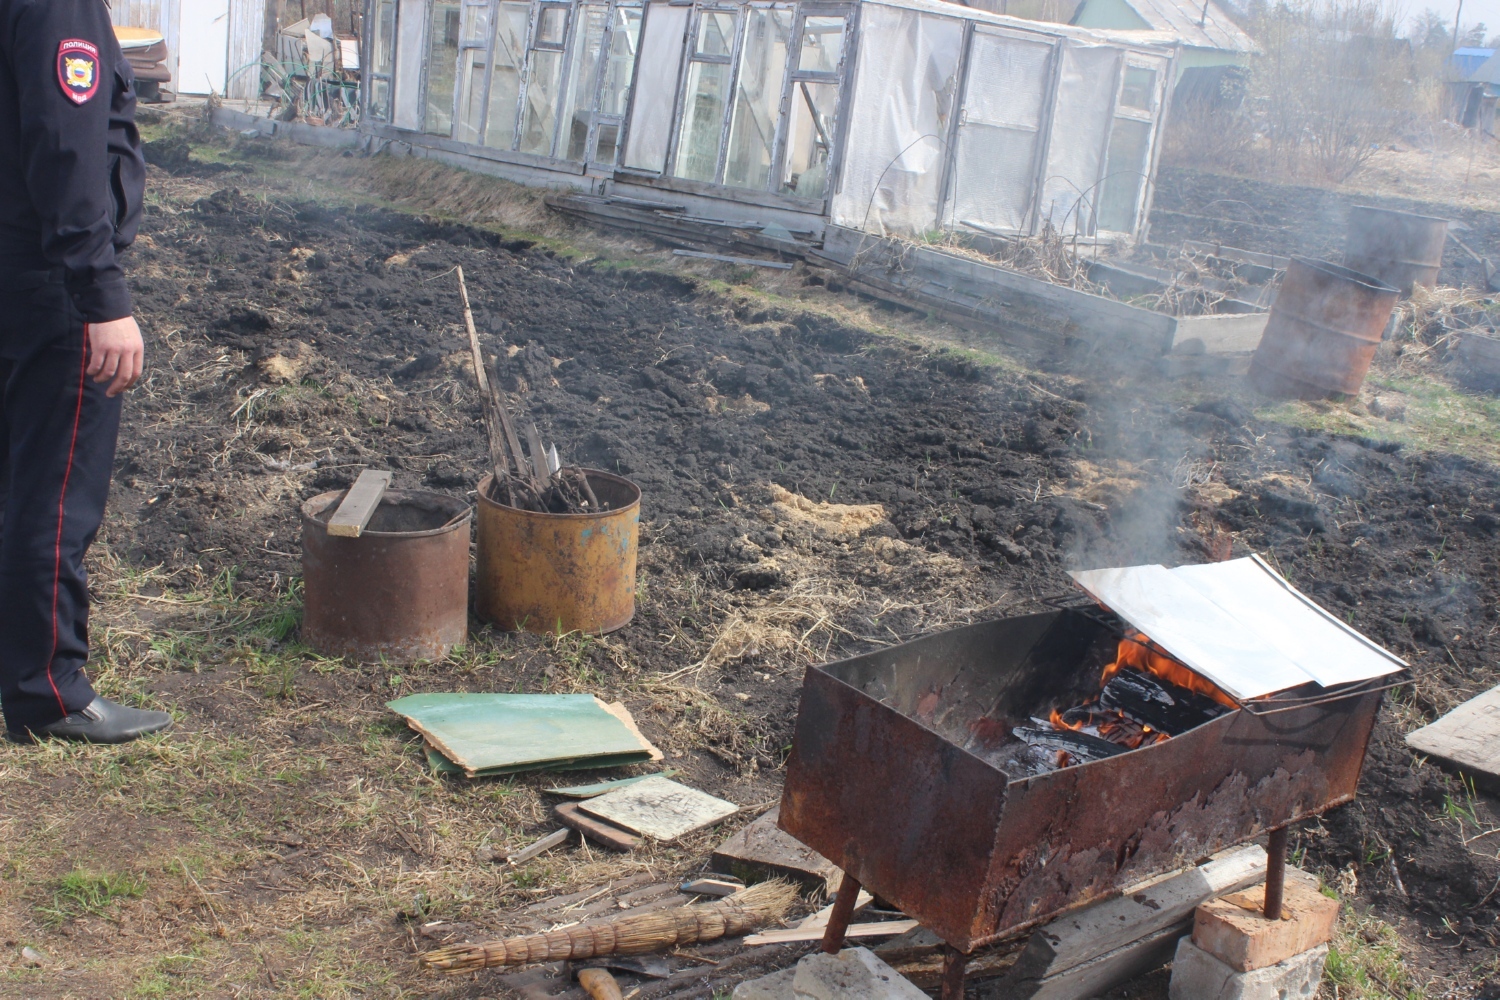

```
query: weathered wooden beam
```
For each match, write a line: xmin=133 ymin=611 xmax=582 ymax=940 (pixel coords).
xmin=325 ymin=469 xmax=392 ymax=538
xmin=1405 ymin=682 xmax=1500 ymax=793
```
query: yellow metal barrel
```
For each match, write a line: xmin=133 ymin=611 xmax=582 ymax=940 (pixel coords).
xmin=475 ymin=470 xmax=641 ymax=635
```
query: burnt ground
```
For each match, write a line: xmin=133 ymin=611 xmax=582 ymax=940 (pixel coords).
xmin=1150 ymin=164 xmax=1500 ymax=290
xmin=0 ymin=133 xmax=1497 ymax=999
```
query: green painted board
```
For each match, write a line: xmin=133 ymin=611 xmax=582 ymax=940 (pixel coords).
xmin=390 ymin=693 xmax=659 ymax=778
xmin=545 ymin=769 xmax=681 ymax=798
xmin=424 ymin=743 xmax=658 ymax=778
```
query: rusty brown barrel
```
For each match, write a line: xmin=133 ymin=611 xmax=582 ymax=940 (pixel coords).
xmin=301 ymin=489 xmax=471 ymax=662
xmin=1344 ymin=205 xmax=1448 ymax=296
xmin=1250 ymin=257 xmax=1399 ymax=399
xmin=476 ymin=471 xmax=641 ymax=635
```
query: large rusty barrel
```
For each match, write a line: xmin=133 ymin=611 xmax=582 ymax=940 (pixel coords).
xmin=301 ymin=489 xmax=471 ymax=662
xmin=1250 ymin=257 xmax=1399 ymax=399
xmin=476 ymin=471 xmax=641 ymax=635
xmin=1344 ymin=205 xmax=1448 ymax=296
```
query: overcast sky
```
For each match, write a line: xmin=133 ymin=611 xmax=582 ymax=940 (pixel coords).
xmin=1408 ymin=0 xmax=1500 ymax=41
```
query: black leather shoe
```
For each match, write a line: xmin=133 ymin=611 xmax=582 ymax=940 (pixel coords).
xmin=24 ymin=698 xmax=172 ymax=744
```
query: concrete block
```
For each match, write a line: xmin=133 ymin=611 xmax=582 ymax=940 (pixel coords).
xmin=791 ymin=947 xmax=929 ymax=1000
xmin=732 ymin=967 xmax=795 ymax=1000
xmin=1169 ymin=937 xmax=1328 ymax=1000
xmin=1192 ymin=877 xmax=1339 ymax=972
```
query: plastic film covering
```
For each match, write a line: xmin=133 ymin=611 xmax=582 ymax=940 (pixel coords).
xmin=624 ymin=3 xmax=690 ymax=172
xmin=829 ymin=5 xmax=964 ymax=237
xmin=393 ymin=0 xmax=429 ymax=130
xmin=1039 ymin=42 xmax=1118 ymax=236
xmin=947 ymin=31 xmax=1053 ymax=234
xmin=485 ymin=2 xmax=531 ymax=148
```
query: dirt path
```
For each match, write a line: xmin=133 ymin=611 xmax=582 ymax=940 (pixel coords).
xmin=0 ymin=136 xmax=1495 ymax=999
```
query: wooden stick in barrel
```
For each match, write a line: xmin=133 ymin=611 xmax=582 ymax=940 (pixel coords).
xmin=456 ymin=267 xmax=529 ymax=502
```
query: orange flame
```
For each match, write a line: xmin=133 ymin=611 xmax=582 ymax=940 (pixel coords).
xmin=1102 ymin=632 xmax=1239 ymax=709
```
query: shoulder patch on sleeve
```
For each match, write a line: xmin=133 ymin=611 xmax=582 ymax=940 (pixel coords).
xmin=57 ymin=39 xmax=102 ymax=105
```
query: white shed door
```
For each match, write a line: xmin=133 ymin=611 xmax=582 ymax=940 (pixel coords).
xmin=178 ymin=0 xmax=231 ymax=95
xmin=946 ymin=31 xmax=1055 ymax=235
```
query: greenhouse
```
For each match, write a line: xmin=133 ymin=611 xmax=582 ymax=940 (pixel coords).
xmin=361 ymin=0 xmax=1178 ymax=241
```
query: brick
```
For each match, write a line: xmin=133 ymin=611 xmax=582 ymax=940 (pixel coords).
xmin=1169 ymin=937 xmax=1327 ymax=1000
xmin=1191 ymin=874 xmax=1339 ymax=973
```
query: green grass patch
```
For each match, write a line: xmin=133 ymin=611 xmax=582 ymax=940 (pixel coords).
xmin=1256 ymin=371 xmax=1500 ymax=463
xmin=1324 ymin=905 xmax=1427 ymax=1000
xmin=38 ymin=867 xmax=147 ymax=926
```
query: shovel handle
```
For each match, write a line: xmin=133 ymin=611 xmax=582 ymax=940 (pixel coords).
xmin=577 ymin=968 xmax=624 ymax=1000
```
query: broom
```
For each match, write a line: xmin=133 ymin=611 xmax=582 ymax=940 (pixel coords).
xmin=419 ymin=881 xmax=798 ymax=973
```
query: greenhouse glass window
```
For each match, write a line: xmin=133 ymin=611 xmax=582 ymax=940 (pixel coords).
xmin=424 ymin=1 xmax=462 ymax=135
xmin=485 ymin=2 xmax=531 ymax=148
xmin=1095 ymin=60 xmax=1161 ymax=234
xmin=368 ymin=0 xmax=397 ymax=120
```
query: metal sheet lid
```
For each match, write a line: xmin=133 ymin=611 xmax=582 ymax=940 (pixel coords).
xmin=1069 ymin=555 xmax=1407 ymax=701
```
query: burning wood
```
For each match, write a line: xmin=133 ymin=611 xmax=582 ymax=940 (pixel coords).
xmin=456 ymin=267 xmax=610 ymax=515
xmin=1010 ymin=632 xmax=1235 ymax=775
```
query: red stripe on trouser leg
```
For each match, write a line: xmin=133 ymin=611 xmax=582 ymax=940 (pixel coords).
xmin=45 ymin=323 xmax=91 ymax=717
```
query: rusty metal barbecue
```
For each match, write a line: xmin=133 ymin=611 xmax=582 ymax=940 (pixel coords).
xmin=779 ymin=558 xmax=1404 ymax=998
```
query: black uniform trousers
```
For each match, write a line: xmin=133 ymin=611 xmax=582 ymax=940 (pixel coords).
xmin=0 ymin=267 xmax=120 ymax=734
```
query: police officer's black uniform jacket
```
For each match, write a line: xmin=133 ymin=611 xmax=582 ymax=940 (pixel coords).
xmin=0 ymin=0 xmax=145 ymax=734
xmin=1 ymin=0 xmax=143 ymax=316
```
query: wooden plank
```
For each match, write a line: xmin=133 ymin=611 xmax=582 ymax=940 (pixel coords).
xmin=672 ymin=249 xmax=795 ymax=269
xmin=711 ymin=806 xmax=841 ymax=888
xmin=505 ymin=828 xmax=571 ymax=866
xmin=680 ymin=878 xmax=745 ymax=897
xmin=817 ymin=227 xmax=1177 ymax=353
xmin=1159 ymin=353 xmax=1253 ymax=378
xmin=990 ymin=844 xmax=1268 ymax=996
xmin=911 ymin=245 xmax=1177 ymax=346
xmin=795 ymin=890 xmax=872 ymax=932
xmin=1170 ymin=312 xmax=1270 ymax=355
xmin=1405 ymin=682 xmax=1500 ymax=792
xmin=998 ymin=920 xmax=1186 ymax=1000
xmin=325 ymin=470 xmax=392 ymax=537
xmin=742 ymin=919 xmax=919 ymax=946
xmin=555 ymin=802 xmax=641 ymax=851
xmin=456 ymin=266 xmax=522 ymax=491
xmin=1087 ymin=259 xmax=1171 ymax=297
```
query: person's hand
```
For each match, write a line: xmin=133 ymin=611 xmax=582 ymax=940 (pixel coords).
xmin=87 ymin=316 xmax=145 ymax=397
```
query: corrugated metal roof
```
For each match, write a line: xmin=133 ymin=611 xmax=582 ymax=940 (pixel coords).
xmin=1121 ymin=0 xmax=1256 ymax=53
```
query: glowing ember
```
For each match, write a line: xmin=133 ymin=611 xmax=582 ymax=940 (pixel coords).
xmin=1102 ymin=631 xmax=1239 ymax=709
xmin=1016 ymin=629 xmax=1238 ymax=771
